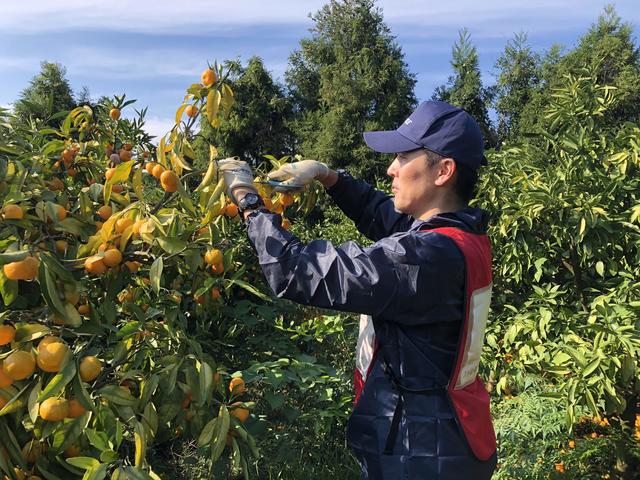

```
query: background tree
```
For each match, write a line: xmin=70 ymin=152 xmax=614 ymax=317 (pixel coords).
xmin=433 ymin=29 xmax=496 ymax=148
xmin=13 ymin=61 xmax=76 ymax=124
xmin=518 ymin=6 xmax=640 ymax=137
xmin=493 ymin=32 xmax=540 ymax=143
xmin=286 ymin=0 xmax=416 ymax=181
xmin=194 ymin=57 xmax=294 ymax=168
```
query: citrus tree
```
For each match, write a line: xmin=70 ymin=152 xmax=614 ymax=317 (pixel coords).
xmin=478 ymin=65 xmax=640 ymax=477
xmin=0 ymin=62 xmax=321 ymax=480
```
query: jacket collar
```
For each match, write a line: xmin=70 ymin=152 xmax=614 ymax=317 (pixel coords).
xmin=409 ymin=206 xmax=489 ymax=234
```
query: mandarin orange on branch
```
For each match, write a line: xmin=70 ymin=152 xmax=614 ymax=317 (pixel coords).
xmin=201 ymin=68 xmax=217 ymax=87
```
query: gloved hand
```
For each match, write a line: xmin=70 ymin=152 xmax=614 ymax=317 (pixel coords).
xmin=217 ymin=157 xmax=258 ymax=203
xmin=267 ymin=160 xmax=329 ymax=191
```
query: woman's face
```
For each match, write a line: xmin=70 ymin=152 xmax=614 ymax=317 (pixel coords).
xmin=386 ymin=148 xmax=436 ymax=218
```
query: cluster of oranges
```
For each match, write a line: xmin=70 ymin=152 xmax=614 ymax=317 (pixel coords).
xmin=227 ymin=376 xmax=250 ymax=446
xmin=142 ymin=161 xmax=180 ymax=193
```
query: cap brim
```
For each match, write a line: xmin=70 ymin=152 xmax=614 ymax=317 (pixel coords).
xmin=363 ymin=130 xmax=422 ymax=154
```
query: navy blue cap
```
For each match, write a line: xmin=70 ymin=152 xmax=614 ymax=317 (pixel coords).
xmin=363 ymin=100 xmax=487 ymax=169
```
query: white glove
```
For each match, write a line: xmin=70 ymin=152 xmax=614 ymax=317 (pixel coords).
xmin=267 ymin=160 xmax=329 ymax=191
xmin=217 ymin=157 xmax=257 ymax=202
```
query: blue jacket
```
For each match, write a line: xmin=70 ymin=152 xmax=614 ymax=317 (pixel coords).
xmin=246 ymin=172 xmax=497 ymax=479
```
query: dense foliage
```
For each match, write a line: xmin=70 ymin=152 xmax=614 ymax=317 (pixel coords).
xmin=3 ymin=2 xmax=640 ymax=479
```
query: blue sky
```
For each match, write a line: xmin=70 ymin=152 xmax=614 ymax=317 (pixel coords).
xmin=1 ymin=1 xmax=638 ymax=139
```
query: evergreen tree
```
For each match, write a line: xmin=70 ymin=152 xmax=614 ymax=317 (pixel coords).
xmin=493 ymin=32 xmax=540 ymax=143
xmin=286 ymin=0 xmax=416 ymax=181
xmin=433 ymin=29 xmax=495 ymax=148
xmin=194 ymin=57 xmax=294 ymax=168
xmin=13 ymin=61 xmax=76 ymax=123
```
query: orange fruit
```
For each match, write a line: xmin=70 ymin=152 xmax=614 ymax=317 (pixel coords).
xmin=160 ymin=170 xmax=179 ymax=193
xmin=185 ymin=105 xmax=198 ymax=117
xmin=0 ymin=365 xmax=12 ymax=388
xmin=124 ymin=260 xmax=140 ymax=273
xmin=115 ymin=217 xmax=134 ymax=234
xmin=105 ymin=168 xmax=116 ymax=181
xmin=79 ymin=356 xmax=102 ymax=382
xmin=145 ymin=162 xmax=157 ymax=174
xmin=3 ymin=204 xmax=23 ymax=220
xmin=201 ymin=68 xmax=217 ymax=87
xmin=229 ymin=377 xmax=246 ymax=395
xmin=64 ymin=444 xmax=81 ymax=458
xmin=54 ymin=204 xmax=67 ymax=222
xmin=212 ymin=261 xmax=224 ymax=275
xmin=52 ymin=314 xmax=65 ymax=326
xmin=229 ymin=402 xmax=249 ymax=423
xmin=21 ymin=440 xmax=42 ymax=464
xmin=282 ymin=218 xmax=291 ymax=230
xmin=568 ymin=440 xmax=575 ymax=448
xmin=124 ymin=261 xmax=140 ymax=273
xmin=3 ymin=351 xmax=36 ymax=380
xmin=211 ymin=287 xmax=221 ymax=301
xmin=103 ymin=249 xmax=123 ymax=267
xmin=204 ymin=248 xmax=223 ymax=265
xmin=0 ymin=324 xmax=16 ymax=346
xmin=194 ymin=293 xmax=205 ymax=305
xmin=78 ymin=304 xmax=90 ymax=315
xmin=3 ymin=256 xmax=39 ymax=281
xmin=37 ymin=341 xmax=68 ymax=373
xmin=279 ymin=192 xmax=294 ymax=207
xmin=97 ymin=205 xmax=112 ymax=220
xmin=119 ymin=149 xmax=132 ymax=162
xmin=109 ymin=108 xmax=120 ymax=120
xmin=225 ymin=204 xmax=238 ymax=218
xmin=84 ymin=256 xmax=107 ymax=275
xmin=62 ymin=148 xmax=75 ymax=163
xmin=66 ymin=399 xmax=86 ymax=418
xmin=47 ymin=177 xmax=65 ymax=192
xmin=39 ymin=397 xmax=68 ymax=422
xmin=64 ymin=290 xmax=80 ymax=305
xmin=123 ymin=143 xmax=133 ymax=151
xmin=152 ymin=164 xmax=165 ymax=179
xmin=38 ymin=336 xmax=61 ymax=349
xmin=112 ymin=184 xmax=124 ymax=193
xmin=132 ymin=219 xmax=146 ymax=236
xmin=55 ymin=240 xmax=68 ymax=254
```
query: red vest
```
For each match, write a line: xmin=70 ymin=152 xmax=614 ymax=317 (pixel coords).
xmin=352 ymin=227 xmax=496 ymax=461
xmin=431 ymin=227 xmax=496 ymax=461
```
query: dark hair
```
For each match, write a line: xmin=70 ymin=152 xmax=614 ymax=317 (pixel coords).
xmin=423 ymin=149 xmax=478 ymax=204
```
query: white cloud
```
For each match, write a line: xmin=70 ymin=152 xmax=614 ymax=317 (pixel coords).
xmin=2 ymin=0 xmax=637 ymax=35
xmin=140 ymin=115 xmax=175 ymax=142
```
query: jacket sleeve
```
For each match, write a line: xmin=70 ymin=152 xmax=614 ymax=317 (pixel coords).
xmin=245 ymin=210 xmax=465 ymax=323
xmin=325 ymin=171 xmax=413 ymax=241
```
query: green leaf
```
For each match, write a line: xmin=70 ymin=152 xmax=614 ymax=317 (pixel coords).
xmin=104 ymin=160 xmax=135 ymax=204
xmin=156 ymin=237 xmax=187 ymax=255
xmin=210 ymin=405 xmax=230 ymax=463
xmin=149 ymin=257 xmax=163 ymax=295
xmin=595 ymin=261 xmax=604 ymax=277
xmin=206 ymin=90 xmax=221 ymax=127
xmin=38 ymin=358 xmax=76 ymax=402
xmin=134 ymin=421 xmax=147 ymax=467
xmin=14 ymin=323 xmax=51 ymax=343
xmin=66 ymin=456 xmax=100 ymax=470
xmin=0 ymin=270 xmax=18 ymax=306
xmin=198 ymin=418 xmax=217 ymax=447
xmin=97 ymin=385 xmax=136 ymax=406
